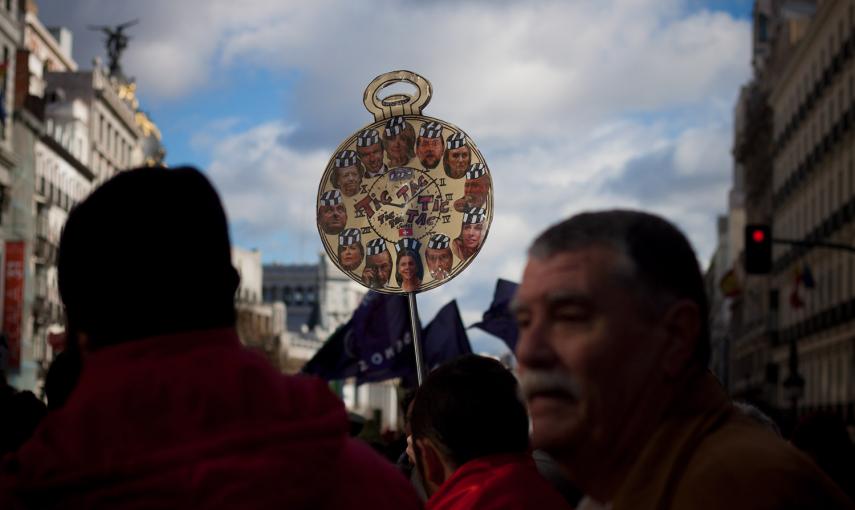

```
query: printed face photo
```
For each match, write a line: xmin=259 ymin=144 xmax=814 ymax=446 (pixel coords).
xmin=363 ymin=251 xmax=393 ymax=287
xmin=384 ymin=128 xmax=414 ymax=167
xmin=335 ymin=166 xmax=362 ymax=197
xmin=318 ymin=204 xmax=347 ymax=235
xmin=425 ymin=247 xmax=453 ymax=280
xmin=398 ymin=253 xmax=419 ymax=283
xmin=395 ymin=249 xmax=424 ymax=291
xmin=455 ymin=176 xmax=490 ymax=212
xmin=443 ymin=146 xmax=471 ymax=179
xmin=357 ymin=143 xmax=385 ymax=174
xmin=416 ymin=136 xmax=444 ymax=169
xmin=338 ymin=243 xmax=364 ymax=271
xmin=462 ymin=222 xmax=485 ymax=251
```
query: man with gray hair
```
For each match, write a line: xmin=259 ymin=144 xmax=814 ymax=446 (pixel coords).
xmin=512 ymin=210 xmax=853 ymax=509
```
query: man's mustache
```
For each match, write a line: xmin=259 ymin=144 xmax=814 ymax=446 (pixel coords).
xmin=519 ymin=370 xmax=582 ymax=401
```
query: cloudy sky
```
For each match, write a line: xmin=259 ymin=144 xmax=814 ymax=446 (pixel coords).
xmin=38 ymin=0 xmax=753 ymax=354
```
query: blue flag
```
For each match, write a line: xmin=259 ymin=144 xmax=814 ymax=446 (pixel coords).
xmin=423 ymin=299 xmax=472 ymax=370
xmin=302 ymin=291 xmax=418 ymax=384
xmin=301 ymin=323 xmax=359 ymax=380
xmin=349 ymin=292 xmax=416 ymax=383
xmin=400 ymin=299 xmax=472 ymax=388
xmin=470 ymin=279 xmax=520 ymax=351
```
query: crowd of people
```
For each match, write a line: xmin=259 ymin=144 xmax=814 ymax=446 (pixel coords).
xmin=0 ymin=166 xmax=854 ymax=509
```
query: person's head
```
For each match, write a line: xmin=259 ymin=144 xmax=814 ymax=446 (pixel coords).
xmin=383 ymin=116 xmax=415 ymax=167
xmin=458 ymin=208 xmax=486 ymax=251
xmin=395 ymin=238 xmax=423 ymax=286
xmin=365 ymin=238 xmax=393 ymax=287
xmin=356 ymin=128 xmax=385 ymax=174
xmin=454 ymin=164 xmax=490 ymax=212
xmin=330 ymin=150 xmax=364 ymax=197
xmin=425 ymin=234 xmax=453 ymax=281
xmin=337 ymin=228 xmax=364 ymax=271
xmin=318 ymin=189 xmax=347 ymax=235
xmin=443 ymin=132 xmax=471 ymax=179
xmin=415 ymin=121 xmax=444 ymax=170
xmin=512 ymin=210 xmax=708 ymax=493
xmin=58 ymin=166 xmax=239 ymax=350
xmin=410 ymin=354 xmax=530 ymax=496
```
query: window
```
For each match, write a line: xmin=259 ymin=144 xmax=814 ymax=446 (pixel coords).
xmin=0 ymin=185 xmax=6 ymax=225
xmin=0 ymin=46 xmax=7 ymax=140
xmin=756 ymin=13 xmax=768 ymax=42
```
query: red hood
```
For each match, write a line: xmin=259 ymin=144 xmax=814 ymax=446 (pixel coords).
xmin=427 ymin=453 xmax=573 ymax=510
xmin=1 ymin=328 xmax=359 ymax=508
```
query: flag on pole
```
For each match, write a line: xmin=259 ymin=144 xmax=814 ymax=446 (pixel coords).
xmin=718 ymin=268 xmax=742 ymax=298
xmin=470 ymin=279 xmax=519 ymax=351
xmin=301 ymin=324 xmax=360 ymax=381
xmin=400 ymin=299 xmax=472 ymax=388
xmin=789 ymin=262 xmax=815 ymax=309
xmin=303 ymin=294 xmax=478 ymax=385
xmin=0 ymin=61 xmax=7 ymax=125
xmin=423 ymin=300 xmax=472 ymax=369
xmin=302 ymin=292 xmax=417 ymax=384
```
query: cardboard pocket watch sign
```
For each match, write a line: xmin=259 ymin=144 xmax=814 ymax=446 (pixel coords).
xmin=317 ymin=70 xmax=493 ymax=294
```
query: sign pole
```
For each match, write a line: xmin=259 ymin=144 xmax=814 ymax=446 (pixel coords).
xmin=408 ymin=292 xmax=427 ymax=386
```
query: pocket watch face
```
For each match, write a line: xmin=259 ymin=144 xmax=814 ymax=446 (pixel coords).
xmin=317 ymin=109 xmax=492 ymax=294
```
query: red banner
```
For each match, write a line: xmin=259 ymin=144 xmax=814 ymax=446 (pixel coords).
xmin=3 ymin=241 xmax=25 ymax=369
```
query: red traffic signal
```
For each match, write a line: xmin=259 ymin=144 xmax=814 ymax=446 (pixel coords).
xmin=744 ymin=224 xmax=772 ymax=274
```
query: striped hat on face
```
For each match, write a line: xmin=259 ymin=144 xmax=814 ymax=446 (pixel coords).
xmin=428 ymin=234 xmax=451 ymax=250
xmin=356 ymin=128 xmax=380 ymax=147
xmin=462 ymin=208 xmax=487 ymax=225
xmin=419 ymin=121 xmax=443 ymax=139
xmin=339 ymin=228 xmax=361 ymax=246
xmin=319 ymin=189 xmax=343 ymax=206
xmin=335 ymin=150 xmax=359 ymax=168
xmin=395 ymin=237 xmax=422 ymax=253
xmin=446 ymin=132 xmax=467 ymax=150
xmin=366 ymin=238 xmax=387 ymax=256
xmin=465 ymin=163 xmax=487 ymax=180
xmin=385 ymin=116 xmax=407 ymax=137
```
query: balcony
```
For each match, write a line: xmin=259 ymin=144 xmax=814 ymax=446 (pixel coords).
xmin=33 ymin=237 xmax=57 ymax=266
xmin=778 ymin=299 xmax=855 ymax=346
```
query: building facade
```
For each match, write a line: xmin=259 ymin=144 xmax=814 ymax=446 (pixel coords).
xmin=768 ymin=0 xmax=855 ymax=421
xmin=263 ymin=254 xmax=403 ymax=431
xmin=3 ymin=1 xmax=164 ymax=391
xmin=721 ymin=0 xmax=855 ymax=428
xmin=13 ymin=0 xmax=91 ymax=387
xmin=233 ymin=246 xmax=285 ymax=366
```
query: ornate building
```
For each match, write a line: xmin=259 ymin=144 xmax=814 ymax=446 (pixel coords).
xmin=719 ymin=0 xmax=855 ymax=429
xmin=263 ymin=254 xmax=403 ymax=431
xmin=4 ymin=1 xmax=164 ymax=391
xmin=768 ymin=0 xmax=855 ymax=421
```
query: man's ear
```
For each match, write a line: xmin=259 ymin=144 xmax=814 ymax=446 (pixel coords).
xmin=660 ymin=299 xmax=701 ymax=378
xmin=415 ymin=437 xmax=450 ymax=492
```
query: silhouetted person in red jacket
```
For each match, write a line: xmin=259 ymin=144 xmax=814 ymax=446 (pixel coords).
xmin=0 ymin=167 xmax=420 ymax=510
xmin=410 ymin=354 xmax=572 ymax=510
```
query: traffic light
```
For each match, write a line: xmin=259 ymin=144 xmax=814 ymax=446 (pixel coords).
xmin=744 ymin=224 xmax=772 ymax=274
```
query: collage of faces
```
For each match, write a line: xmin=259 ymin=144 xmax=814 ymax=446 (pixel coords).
xmin=317 ymin=116 xmax=492 ymax=294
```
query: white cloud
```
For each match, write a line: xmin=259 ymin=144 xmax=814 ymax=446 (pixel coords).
xmin=37 ymin=0 xmax=752 ymax=351
xmin=205 ymin=121 xmax=328 ymax=241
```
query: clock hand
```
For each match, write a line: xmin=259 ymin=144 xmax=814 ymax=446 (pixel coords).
xmin=401 ymin=183 xmax=436 ymax=208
